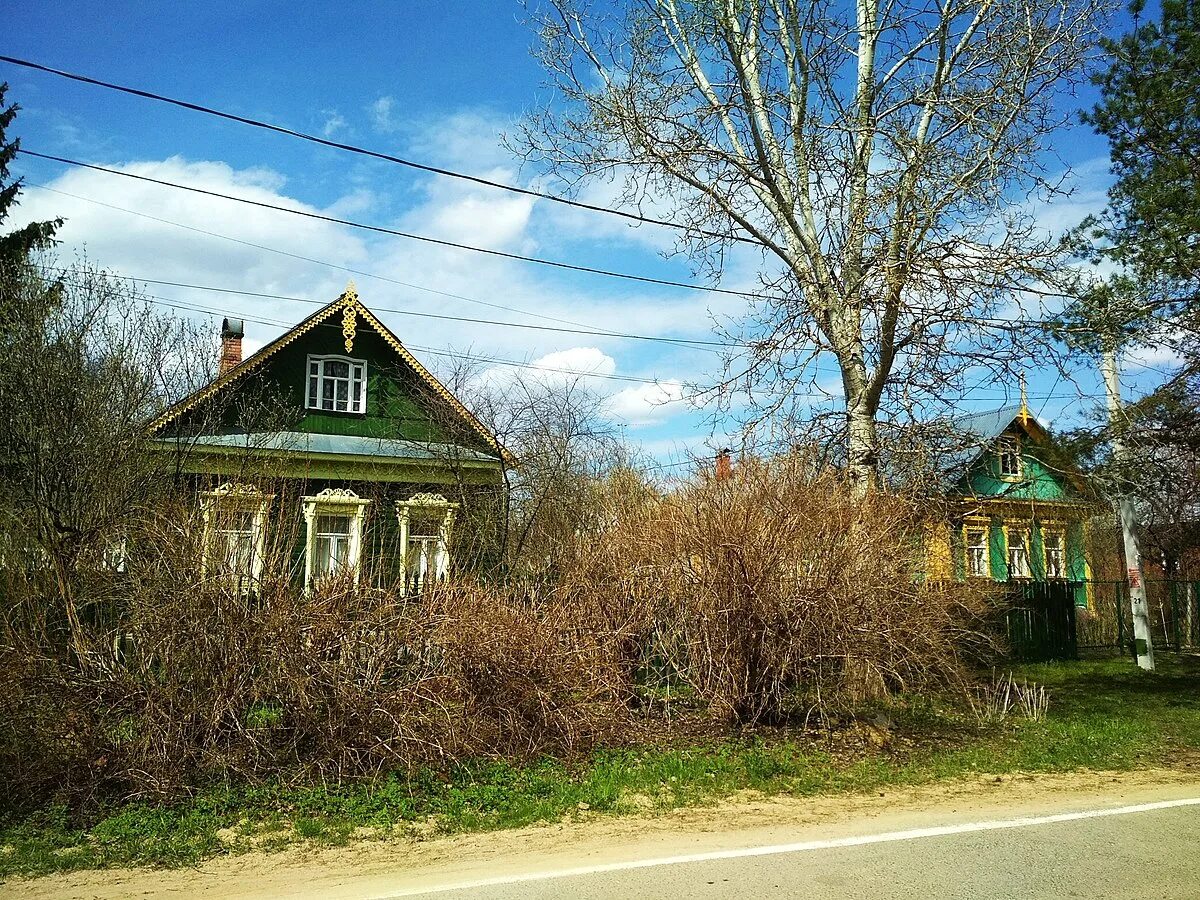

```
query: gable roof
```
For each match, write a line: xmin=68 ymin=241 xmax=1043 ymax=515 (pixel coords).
xmin=148 ymin=285 xmax=512 ymax=464
xmin=943 ymin=401 xmax=1090 ymax=496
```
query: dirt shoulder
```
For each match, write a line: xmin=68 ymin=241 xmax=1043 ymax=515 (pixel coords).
xmin=6 ymin=767 xmax=1198 ymax=900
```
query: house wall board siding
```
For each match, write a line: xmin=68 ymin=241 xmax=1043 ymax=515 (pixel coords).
xmin=172 ymin=322 xmax=488 ymax=452
xmin=957 ymin=428 xmax=1076 ymax=503
xmin=190 ymin=472 xmax=504 ymax=585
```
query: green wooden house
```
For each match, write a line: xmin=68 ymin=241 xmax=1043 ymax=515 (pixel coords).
xmin=149 ymin=285 xmax=509 ymax=592
xmin=928 ymin=398 xmax=1101 ymax=606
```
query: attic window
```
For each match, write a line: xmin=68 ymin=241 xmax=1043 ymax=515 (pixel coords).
xmin=997 ymin=436 xmax=1022 ymax=478
xmin=307 ymin=355 xmax=366 ymax=414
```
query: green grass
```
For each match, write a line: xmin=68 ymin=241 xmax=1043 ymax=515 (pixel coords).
xmin=4 ymin=655 xmax=1199 ymax=879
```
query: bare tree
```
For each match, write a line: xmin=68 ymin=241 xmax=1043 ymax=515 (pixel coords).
xmin=516 ymin=0 xmax=1105 ymax=491
xmin=437 ymin=358 xmax=630 ymax=580
xmin=0 ymin=258 xmax=210 ymax=657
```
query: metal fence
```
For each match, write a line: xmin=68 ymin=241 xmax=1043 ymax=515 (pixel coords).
xmin=1004 ymin=581 xmax=1079 ymax=662
xmin=1077 ymin=579 xmax=1200 ymax=656
xmin=1002 ymin=579 xmax=1198 ymax=662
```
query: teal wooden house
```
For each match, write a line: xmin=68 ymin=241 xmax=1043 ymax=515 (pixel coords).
xmin=149 ymin=286 xmax=509 ymax=592
xmin=929 ymin=397 xmax=1101 ymax=606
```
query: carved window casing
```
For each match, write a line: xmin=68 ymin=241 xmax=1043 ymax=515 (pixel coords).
xmin=964 ymin=523 xmax=990 ymax=578
xmin=302 ymin=488 xmax=371 ymax=588
xmin=396 ymin=493 xmax=458 ymax=588
xmin=1043 ymin=528 xmax=1066 ymax=579
xmin=1005 ymin=525 xmax=1032 ymax=579
xmin=201 ymin=483 xmax=274 ymax=593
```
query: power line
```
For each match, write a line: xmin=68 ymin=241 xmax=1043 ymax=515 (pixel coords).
xmin=25 ymin=181 xmax=758 ymax=355
xmin=21 ymin=149 xmax=754 ymax=297
xmin=24 ymin=181 xmax=613 ymax=333
xmin=130 ymin=276 xmax=742 ymax=350
xmin=0 ymin=53 xmax=760 ymax=246
xmin=46 ymin=272 xmax=688 ymax=389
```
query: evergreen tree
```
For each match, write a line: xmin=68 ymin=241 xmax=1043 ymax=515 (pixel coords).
xmin=1081 ymin=0 xmax=1200 ymax=338
xmin=0 ymin=82 xmax=61 ymax=264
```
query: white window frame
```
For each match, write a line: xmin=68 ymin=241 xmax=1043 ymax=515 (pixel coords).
xmin=201 ymin=483 xmax=273 ymax=593
xmin=997 ymin=436 xmax=1023 ymax=480
xmin=302 ymin=488 xmax=371 ymax=589
xmin=964 ymin=523 xmax=990 ymax=579
xmin=396 ymin=493 xmax=459 ymax=590
xmin=307 ymin=354 xmax=367 ymax=414
xmin=1005 ymin=524 xmax=1032 ymax=579
xmin=1043 ymin=528 xmax=1066 ymax=579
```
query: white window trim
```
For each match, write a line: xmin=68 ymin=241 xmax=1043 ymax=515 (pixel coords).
xmin=396 ymin=493 xmax=459 ymax=589
xmin=1043 ymin=527 xmax=1067 ymax=580
xmin=963 ymin=520 xmax=990 ymax=579
xmin=302 ymin=488 xmax=371 ymax=589
xmin=200 ymin=483 xmax=274 ymax=592
xmin=997 ymin=435 xmax=1023 ymax=480
xmin=306 ymin=354 xmax=368 ymax=414
xmin=1004 ymin=524 xmax=1032 ymax=579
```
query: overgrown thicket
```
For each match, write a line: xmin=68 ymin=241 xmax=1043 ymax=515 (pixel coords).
xmin=1 ymin=460 xmax=1000 ymax=812
xmin=0 ymin=264 xmax=1001 ymax=814
xmin=558 ymin=456 xmax=1000 ymax=724
xmin=0 ymin=508 xmax=630 ymax=809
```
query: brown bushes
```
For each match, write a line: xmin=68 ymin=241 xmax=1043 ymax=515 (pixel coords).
xmin=559 ymin=454 xmax=998 ymax=725
xmin=0 ymin=522 xmax=635 ymax=809
xmin=0 ymin=456 xmax=998 ymax=811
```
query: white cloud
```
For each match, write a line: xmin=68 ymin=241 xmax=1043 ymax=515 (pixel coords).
xmin=607 ymin=380 xmax=686 ymax=426
xmin=320 ymin=110 xmax=348 ymax=138
xmin=15 ymin=156 xmax=368 ymax=345
xmin=410 ymin=178 xmax=536 ymax=249
xmin=404 ymin=110 xmax=514 ymax=171
xmin=370 ymin=96 xmax=399 ymax=133
xmin=531 ymin=347 xmax=617 ymax=376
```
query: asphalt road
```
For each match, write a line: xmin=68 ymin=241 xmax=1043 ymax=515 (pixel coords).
xmin=10 ymin=775 xmax=1199 ymax=900
xmin=396 ymin=801 xmax=1200 ymax=899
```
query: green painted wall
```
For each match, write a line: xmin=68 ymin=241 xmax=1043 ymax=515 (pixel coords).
xmin=173 ymin=320 xmax=489 ymax=451
xmin=956 ymin=425 xmax=1077 ymax=502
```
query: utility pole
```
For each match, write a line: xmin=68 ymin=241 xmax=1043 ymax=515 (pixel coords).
xmin=1100 ymin=344 xmax=1155 ymax=671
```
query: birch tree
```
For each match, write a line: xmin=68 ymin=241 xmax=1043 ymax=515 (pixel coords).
xmin=517 ymin=0 xmax=1105 ymax=491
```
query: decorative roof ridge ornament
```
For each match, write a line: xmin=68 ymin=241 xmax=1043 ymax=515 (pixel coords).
xmin=341 ymin=283 xmax=360 ymax=353
xmin=1018 ymin=372 xmax=1030 ymax=425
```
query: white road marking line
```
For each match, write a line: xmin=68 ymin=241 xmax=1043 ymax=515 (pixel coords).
xmin=371 ymin=796 xmax=1200 ymax=898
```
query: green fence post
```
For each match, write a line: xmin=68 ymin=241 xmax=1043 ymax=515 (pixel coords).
xmin=1115 ymin=582 xmax=1125 ymax=655
xmin=1172 ymin=582 xmax=1182 ymax=653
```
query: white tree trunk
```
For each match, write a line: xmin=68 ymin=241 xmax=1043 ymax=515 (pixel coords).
xmin=1101 ymin=346 xmax=1155 ymax=671
xmin=845 ymin=389 xmax=879 ymax=496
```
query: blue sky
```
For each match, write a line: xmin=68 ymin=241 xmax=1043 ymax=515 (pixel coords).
xmin=3 ymin=1 xmax=1171 ymax=464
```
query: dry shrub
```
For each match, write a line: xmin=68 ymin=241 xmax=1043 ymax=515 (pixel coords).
xmin=0 ymin=512 xmax=633 ymax=810
xmin=0 ymin=456 xmax=1000 ymax=810
xmin=561 ymin=453 xmax=998 ymax=725
xmin=422 ymin=582 xmax=632 ymax=756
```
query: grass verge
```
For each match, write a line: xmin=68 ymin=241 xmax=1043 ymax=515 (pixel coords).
xmin=4 ymin=655 xmax=1199 ymax=879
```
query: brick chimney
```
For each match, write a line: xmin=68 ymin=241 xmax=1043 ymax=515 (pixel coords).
xmin=219 ymin=317 xmax=244 ymax=376
xmin=715 ymin=448 xmax=732 ymax=481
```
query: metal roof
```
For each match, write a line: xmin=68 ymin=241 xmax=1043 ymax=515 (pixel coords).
xmin=158 ymin=431 xmax=502 ymax=464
